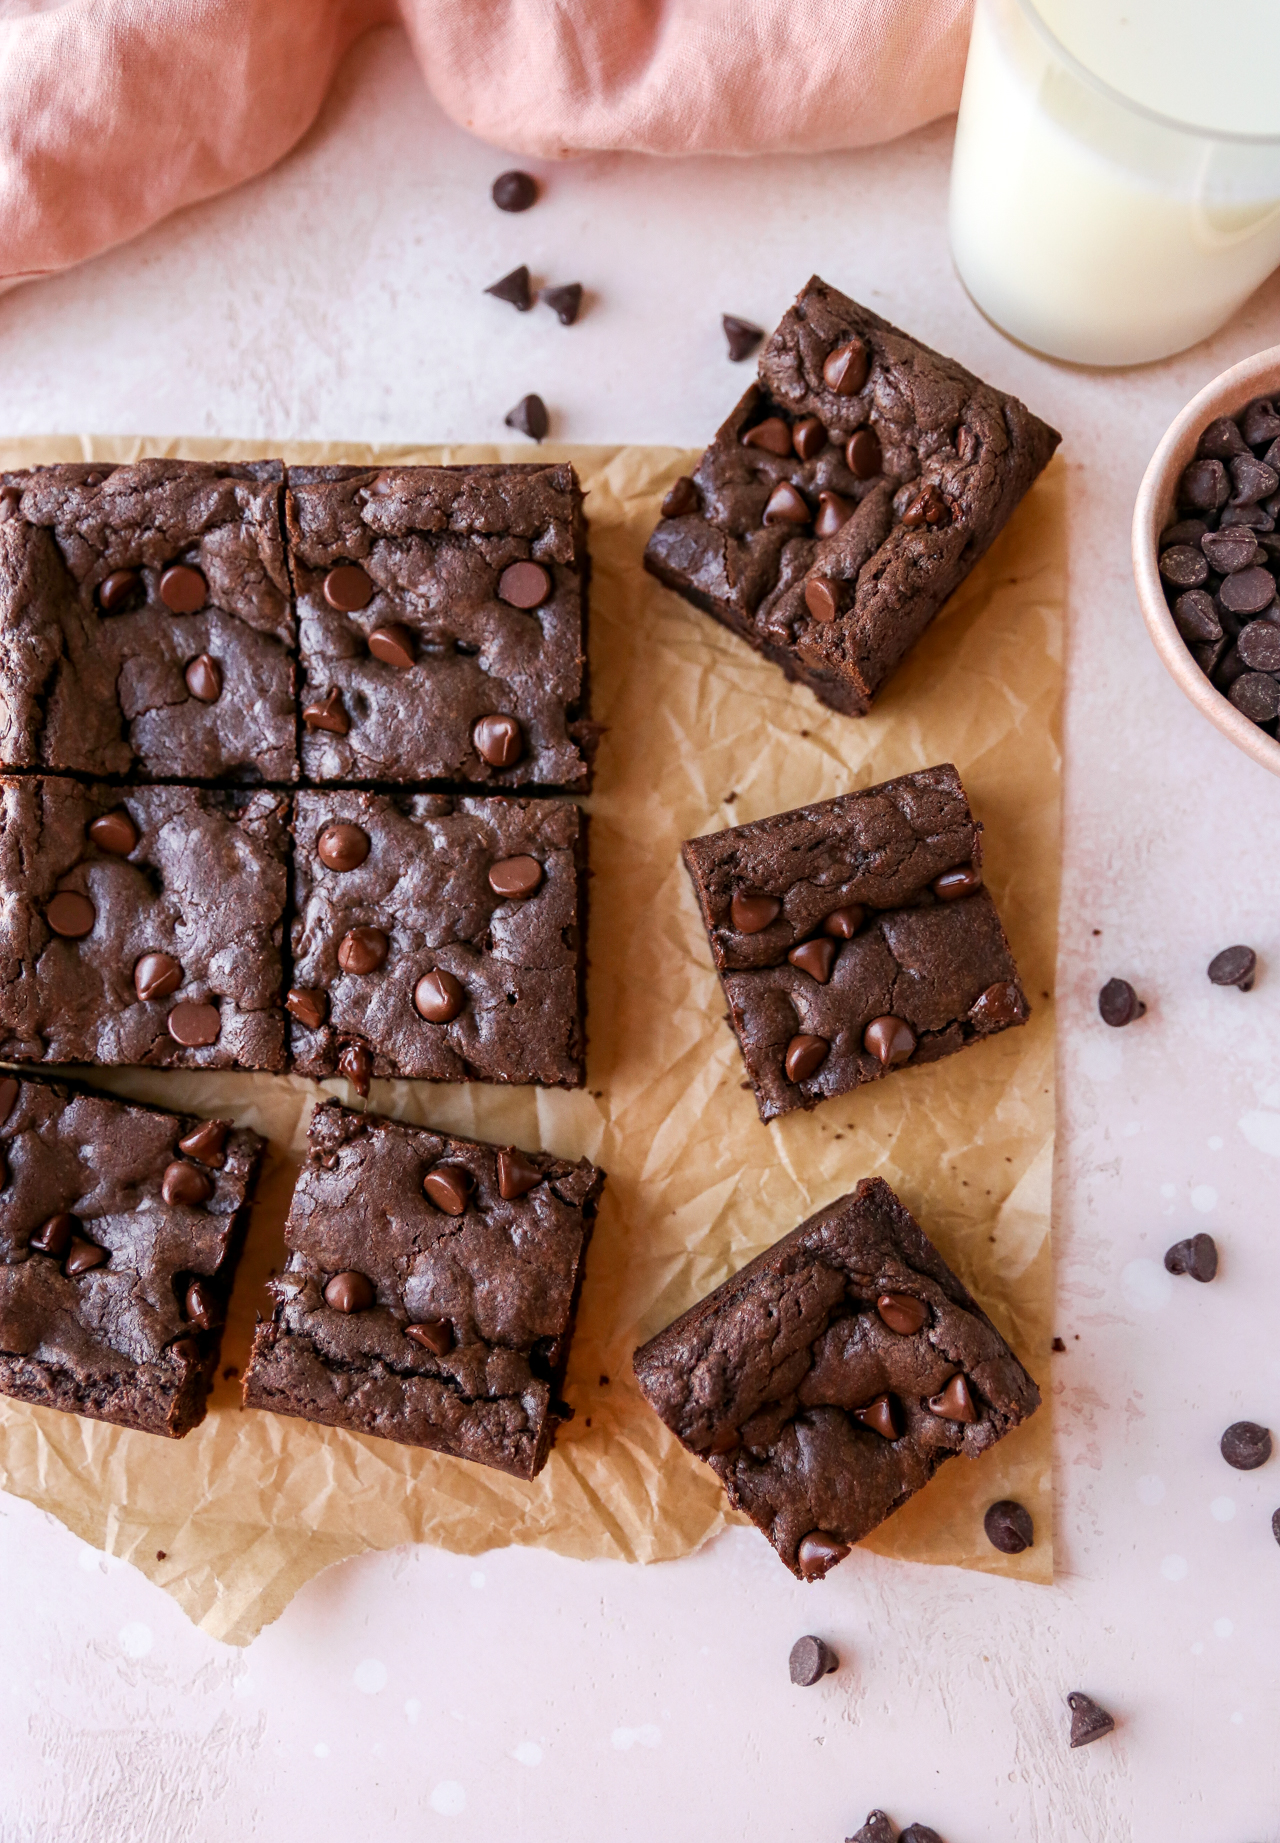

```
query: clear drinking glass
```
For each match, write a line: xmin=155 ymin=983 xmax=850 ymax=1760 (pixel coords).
xmin=949 ymin=0 xmax=1280 ymax=366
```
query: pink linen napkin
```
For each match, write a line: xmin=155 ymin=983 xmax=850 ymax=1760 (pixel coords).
xmin=0 ymin=0 xmax=972 ymax=288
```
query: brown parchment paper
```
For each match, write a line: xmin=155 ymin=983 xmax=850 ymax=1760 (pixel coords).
xmin=0 ymin=436 xmax=1063 ymax=1645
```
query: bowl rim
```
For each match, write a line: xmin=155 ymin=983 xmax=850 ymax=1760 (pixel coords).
xmin=1132 ymin=343 xmax=1280 ymax=780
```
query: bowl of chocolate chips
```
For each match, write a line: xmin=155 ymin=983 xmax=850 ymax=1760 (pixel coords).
xmin=1134 ymin=345 xmax=1280 ymax=776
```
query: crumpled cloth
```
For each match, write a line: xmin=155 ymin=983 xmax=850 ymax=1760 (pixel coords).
xmin=0 ymin=0 xmax=971 ymax=289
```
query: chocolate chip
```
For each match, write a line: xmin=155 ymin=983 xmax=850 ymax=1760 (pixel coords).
xmin=796 ymin=1530 xmax=850 ymax=1580
xmin=788 ymin=938 xmax=837 ymax=982
xmin=1161 ymin=518 xmax=1209 ymax=548
xmin=742 ymin=417 xmax=793 ymax=456
xmin=863 ymin=1016 xmax=916 ymax=1066
xmin=185 ymin=1279 xmax=217 ymax=1329
xmin=317 ymin=822 xmax=370 ymax=871
xmin=405 ymin=1319 xmax=453 ymax=1356
xmin=792 ymin=417 xmax=827 ymax=461
xmin=1218 ymin=565 xmax=1277 ymax=614
xmin=0 ymin=486 xmax=18 ymax=522
xmin=0 ymin=1075 xmax=18 ymax=1127
xmin=541 ymin=283 xmax=582 ymax=325
xmin=848 ymin=1813 xmax=896 ymax=1843
xmin=492 ymin=170 xmax=538 ymax=212
xmin=928 ymin=1373 xmax=978 ymax=1422
xmin=788 ymin=1635 xmax=838 ymax=1686
xmin=424 ymin=1165 xmax=472 ymax=1215
xmin=1273 ymin=1507 xmax=1280 ymax=1547
xmin=161 ymin=1160 xmax=212 ymax=1207
xmin=178 ymin=1118 xmax=230 ymax=1167
xmin=805 ymin=578 xmax=839 ymax=622
xmin=1213 ymin=642 xmax=1248 ymax=689
xmin=286 ymin=986 xmax=328 ymax=1030
xmin=88 ymin=808 xmax=139 ymax=855
xmin=65 ymin=1235 xmax=108 ymax=1275
xmin=763 ymin=481 xmax=810 ymax=526
xmin=1228 ymin=671 xmax=1280 ymax=722
xmin=414 ymin=968 xmax=465 ymax=1023
xmin=321 ymin=563 xmax=373 ymax=613
xmin=367 ymin=623 xmax=416 ymax=670
xmin=134 ymin=952 xmax=182 ymax=1002
xmin=722 ymin=315 xmax=763 ymax=362
xmin=1220 ymin=501 xmax=1275 ymax=531
xmin=1236 ymin=622 xmax=1280 ymax=677
xmin=338 ymin=1041 xmax=373 ymax=1096
xmin=1199 ymin=416 xmax=1248 ymax=460
xmin=877 ymin=1292 xmax=927 ymax=1335
xmin=1221 ymin=1420 xmax=1271 ymax=1470
xmin=185 ymin=654 xmax=221 ymax=702
xmin=338 ymin=927 xmax=389 ymax=975
xmin=159 ymin=564 xmax=207 ymax=613
xmin=1159 ymin=545 xmax=1209 ymax=590
xmin=473 ymin=712 xmax=524 ymax=767
xmin=933 ymin=865 xmax=982 ymax=900
xmin=1243 ymin=397 xmax=1280 ymax=446
xmin=984 ymin=1499 xmax=1034 ymax=1554
xmin=324 ymin=1270 xmax=375 ymax=1312
xmin=823 ymin=337 xmax=869 ymax=395
xmin=98 ymin=568 xmax=141 ymax=614
xmin=1179 ymin=458 xmax=1230 ymax=511
xmin=730 ymin=891 xmax=780 ymax=933
xmin=486 ymin=264 xmax=533 ymax=311
xmin=498 ymin=560 xmax=552 ymax=609
xmin=853 ymin=1392 xmax=903 ymax=1439
xmin=45 ymin=891 xmax=95 ymax=939
xmin=167 ymin=1001 xmax=221 ymax=1047
xmin=1231 ymin=453 xmax=1279 ymax=504
xmin=1172 ymin=590 xmax=1223 ymax=645
xmin=815 ymin=491 xmax=854 ymax=538
xmin=1208 ymin=944 xmax=1256 ymax=990
xmin=662 ymin=476 xmax=699 ymax=518
xmin=1098 ymin=978 xmax=1144 ymax=1026
xmin=708 ymin=1425 xmax=741 ymax=1456
xmin=497 ymin=1147 xmax=543 ymax=1199
xmin=901 ymin=484 xmax=950 ymax=529
xmin=823 ymin=905 xmax=865 ymax=939
xmin=488 ymin=855 xmax=543 ymax=899
xmin=969 ymin=981 xmax=1024 ymax=1028
xmin=1201 ymin=527 xmax=1260 ymax=574
xmin=784 ymin=1033 xmax=829 ymax=1082
xmin=1067 ymin=1692 xmax=1115 ymax=1749
xmin=30 ymin=1213 xmax=76 ymax=1258
xmin=900 ymin=1826 xmax=946 ymax=1842
xmin=504 ymin=394 xmax=549 ymax=441
xmin=1164 ymin=1232 xmax=1218 ymax=1281
xmin=846 ymin=428 xmax=882 ymax=478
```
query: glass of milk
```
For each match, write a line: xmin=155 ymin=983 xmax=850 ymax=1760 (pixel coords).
xmin=949 ymin=0 xmax=1280 ymax=366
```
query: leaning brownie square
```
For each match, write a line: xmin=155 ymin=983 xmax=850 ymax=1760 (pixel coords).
xmin=287 ymin=463 xmax=591 ymax=788
xmin=0 ymin=776 xmax=289 ymax=1070
xmin=0 ymin=460 xmax=296 ymax=781
xmin=242 ymin=1099 xmax=604 ymax=1479
xmin=288 ymin=790 xmax=584 ymax=1093
xmin=682 ymin=764 xmax=1027 ymax=1123
xmin=645 ymin=275 xmax=1059 ymax=715
xmin=0 ymin=1071 xmax=264 ymax=1438
xmin=633 ymin=1176 xmax=1040 ymax=1578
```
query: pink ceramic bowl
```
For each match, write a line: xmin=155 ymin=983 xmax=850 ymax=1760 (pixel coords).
xmin=1133 ymin=344 xmax=1280 ymax=779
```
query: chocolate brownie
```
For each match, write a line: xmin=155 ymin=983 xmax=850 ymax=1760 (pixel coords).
xmin=682 ymin=764 xmax=1027 ymax=1123
xmin=0 ymin=460 xmax=296 ymax=781
xmin=287 ymin=463 xmax=591 ymax=787
xmin=0 ymin=1071 xmax=263 ymax=1437
xmin=645 ymin=276 xmax=1060 ymax=715
xmin=242 ymin=1099 xmax=604 ymax=1478
xmin=0 ymin=776 xmax=288 ymax=1070
xmin=633 ymin=1176 xmax=1040 ymax=1578
xmin=288 ymin=790 xmax=584 ymax=1092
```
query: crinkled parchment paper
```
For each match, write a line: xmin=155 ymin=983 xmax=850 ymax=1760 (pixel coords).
xmin=0 ymin=436 xmax=1063 ymax=1644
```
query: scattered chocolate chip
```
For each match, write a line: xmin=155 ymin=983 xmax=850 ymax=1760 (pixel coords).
xmin=900 ymin=1826 xmax=945 ymax=1843
xmin=785 ymin=1033 xmax=829 ymax=1082
xmin=323 ymin=563 xmax=374 ymax=611
xmin=184 ymin=653 xmax=221 ymax=702
xmin=823 ymin=905 xmax=865 ymax=939
xmin=30 ymin=1213 xmax=76 ymax=1258
xmin=792 ymin=417 xmax=827 ymax=461
xmin=405 ymin=1319 xmax=453 ymax=1356
xmin=796 ymin=1530 xmax=850 ymax=1580
xmin=167 ymin=1001 xmax=221 ymax=1048
xmin=0 ymin=1075 xmax=18 ymax=1127
xmin=88 ymin=808 xmax=139 ymax=856
xmin=969 ymin=981 xmax=1024 ymax=1028
xmin=414 ymin=969 xmax=465 ymax=1023
xmin=1052 ymin=1337 xmax=1066 ymax=1352
xmin=1228 ymin=671 xmax=1280 ymax=722
xmin=497 ymin=1147 xmax=542 ymax=1199
xmin=1179 ymin=458 xmax=1230 ymax=511
xmin=65 ymin=1235 xmax=108 ymax=1275
xmin=847 ymin=1813 xmax=895 ymax=1843
xmin=98 ymin=568 xmax=141 ymax=614
xmin=1218 ymin=565 xmax=1277 ymax=614
xmin=984 ymin=1499 xmax=1034 ymax=1554
xmin=742 ymin=417 xmax=793 ymax=456
xmin=337 ymin=1041 xmax=373 ymax=1096
xmin=863 ymin=1016 xmax=916 ymax=1066
xmin=473 ymin=712 xmax=524 ymax=767
xmin=1098 ymin=978 xmax=1144 ymax=1027
xmin=303 ymin=688 xmax=350 ymax=734
xmin=823 ymin=337 xmax=869 ymax=395
xmin=1222 ymin=1420 xmax=1271 ymax=1470
xmin=763 ymin=481 xmax=810 ymax=526
xmin=178 ymin=1119 xmax=229 ymax=1167
xmin=541 ymin=282 xmax=582 ymax=325
xmin=788 ymin=1635 xmax=838 ymax=1686
xmin=927 ymin=1373 xmax=978 ymax=1423
xmin=486 ymin=264 xmax=533 ymax=311
xmin=788 ymin=938 xmax=837 ymax=982
xmin=498 ymin=560 xmax=552 ymax=609
xmin=662 ymin=476 xmax=699 ymax=518
xmin=492 ymin=170 xmax=538 ymax=212
xmin=1067 ymin=1692 xmax=1115 ymax=1748
xmin=185 ymin=1279 xmax=218 ymax=1329
xmin=1172 ymin=589 xmax=1223 ymax=645
xmin=317 ymin=822 xmax=370 ymax=872
xmin=933 ymin=865 xmax=983 ymax=900
xmin=134 ymin=952 xmax=182 ymax=1002
xmin=45 ymin=891 xmax=96 ymax=939
xmin=488 ymin=854 xmax=543 ymax=899
xmin=159 ymin=564 xmax=207 ymax=613
xmin=853 ymin=1393 xmax=903 ymax=1439
xmin=424 ymin=1165 xmax=472 ymax=1215
xmin=1273 ymin=1507 xmax=1280 ymax=1547
xmin=367 ymin=623 xmax=417 ymax=669
xmin=730 ymin=891 xmax=780 ymax=934
xmin=846 ymin=429 xmax=882 ymax=478
xmin=1208 ymin=944 xmax=1257 ymax=990
xmin=901 ymin=484 xmax=950 ymax=529
xmin=815 ymin=491 xmax=854 ymax=538
xmin=723 ymin=315 xmax=763 ymax=362
xmin=325 ymin=1270 xmax=375 ymax=1313
xmin=877 ymin=1293 xmax=927 ymax=1335
xmin=1164 ymin=1233 xmax=1218 ymax=1281
xmin=1201 ymin=527 xmax=1260 ymax=574
xmin=1159 ymin=545 xmax=1210 ymax=589
xmin=338 ymin=927 xmax=389 ymax=975
xmin=804 ymin=578 xmax=839 ymax=622
xmin=504 ymin=394 xmax=549 ymax=441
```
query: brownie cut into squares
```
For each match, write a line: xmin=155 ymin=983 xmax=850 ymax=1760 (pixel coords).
xmin=682 ymin=763 xmax=1028 ymax=1123
xmin=0 ymin=460 xmax=296 ymax=781
xmin=0 ymin=1071 xmax=264 ymax=1438
xmin=287 ymin=463 xmax=592 ymax=788
xmin=288 ymin=790 xmax=584 ymax=1092
xmin=0 ymin=776 xmax=289 ymax=1070
xmin=242 ymin=1099 xmax=604 ymax=1479
xmin=645 ymin=275 xmax=1060 ymax=715
xmin=633 ymin=1176 xmax=1041 ymax=1578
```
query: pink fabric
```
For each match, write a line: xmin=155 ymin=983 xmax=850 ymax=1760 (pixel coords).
xmin=0 ymin=0 xmax=972 ymax=287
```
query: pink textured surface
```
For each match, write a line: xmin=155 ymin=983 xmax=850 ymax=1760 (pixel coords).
xmin=2 ymin=26 xmax=1280 ymax=1841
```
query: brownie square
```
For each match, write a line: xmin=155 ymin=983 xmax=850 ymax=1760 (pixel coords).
xmin=633 ymin=1176 xmax=1040 ymax=1578
xmin=681 ymin=764 xmax=1027 ymax=1123
xmin=0 ymin=776 xmax=289 ymax=1070
xmin=287 ymin=463 xmax=591 ymax=788
xmin=0 ymin=460 xmax=296 ymax=781
xmin=0 ymin=1071 xmax=264 ymax=1438
xmin=645 ymin=275 xmax=1060 ymax=714
xmin=288 ymin=790 xmax=585 ymax=1091
xmin=242 ymin=1100 xmax=604 ymax=1479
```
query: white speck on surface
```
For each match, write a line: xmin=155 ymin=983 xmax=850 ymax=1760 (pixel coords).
xmin=354 ymin=1659 xmax=387 ymax=1694
xmin=1161 ymin=1555 xmax=1189 ymax=1582
xmin=1137 ymin=1475 xmax=1166 ymax=1506
xmin=1191 ymin=1641 xmax=1205 ymax=1655
xmin=469 ymin=1571 xmax=485 ymax=1589
xmin=513 ymin=1741 xmax=543 ymax=1766
xmin=1214 ymin=1617 xmax=1234 ymax=1638
xmin=1210 ymin=1496 xmax=1236 ymax=1522
xmin=314 ymin=1743 xmax=330 ymax=1759
xmin=1122 ymin=1259 xmax=1173 ymax=1312
xmin=1239 ymin=1110 xmax=1280 ymax=1157
xmin=1160 ymin=1182 xmax=1177 ymax=1200
xmin=1123 ymin=1121 xmax=1141 ymax=1137
xmin=612 ymin=1725 xmax=662 ymax=1751
xmin=430 ymin=1782 xmax=466 ymax=1816
xmin=1190 ymin=1185 xmax=1217 ymax=1214
xmin=232 ymin=1671 xmax=255 ymax=1698
xmin=1231 ymin=1711 xmax=1245 ymax=1725
xmin=1208 ymin=1135 xmax=1224 ymax=1150
xmin=77 ymin=1547 xmax=100 ymax=1573
xmin=117 ymin=1623 xmax=152 ymax=1658
xmin=404 ymin=1699 xmax=421 ymax=1723
xmin=1080 ymin=1037 xmax=1122 ymax=1081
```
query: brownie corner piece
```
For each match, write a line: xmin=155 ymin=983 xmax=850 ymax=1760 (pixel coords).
xmin=287 ymin=461 xmax=592 ymax=788
xmin=0 ymin=1071 xmax=264 ymax=1438
xmin=632 ymin=1175 xmax=1040 ymax=1578
xmin=645 ymin=273 xmax=1060 ymax=714
xmin=241 ymin=1100 xmax=605 ymax=1479
xmin=0 ymin=458 xmax=297 ymax=782
xmin=681 ymin=764 xmax=1027 ymax=1123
